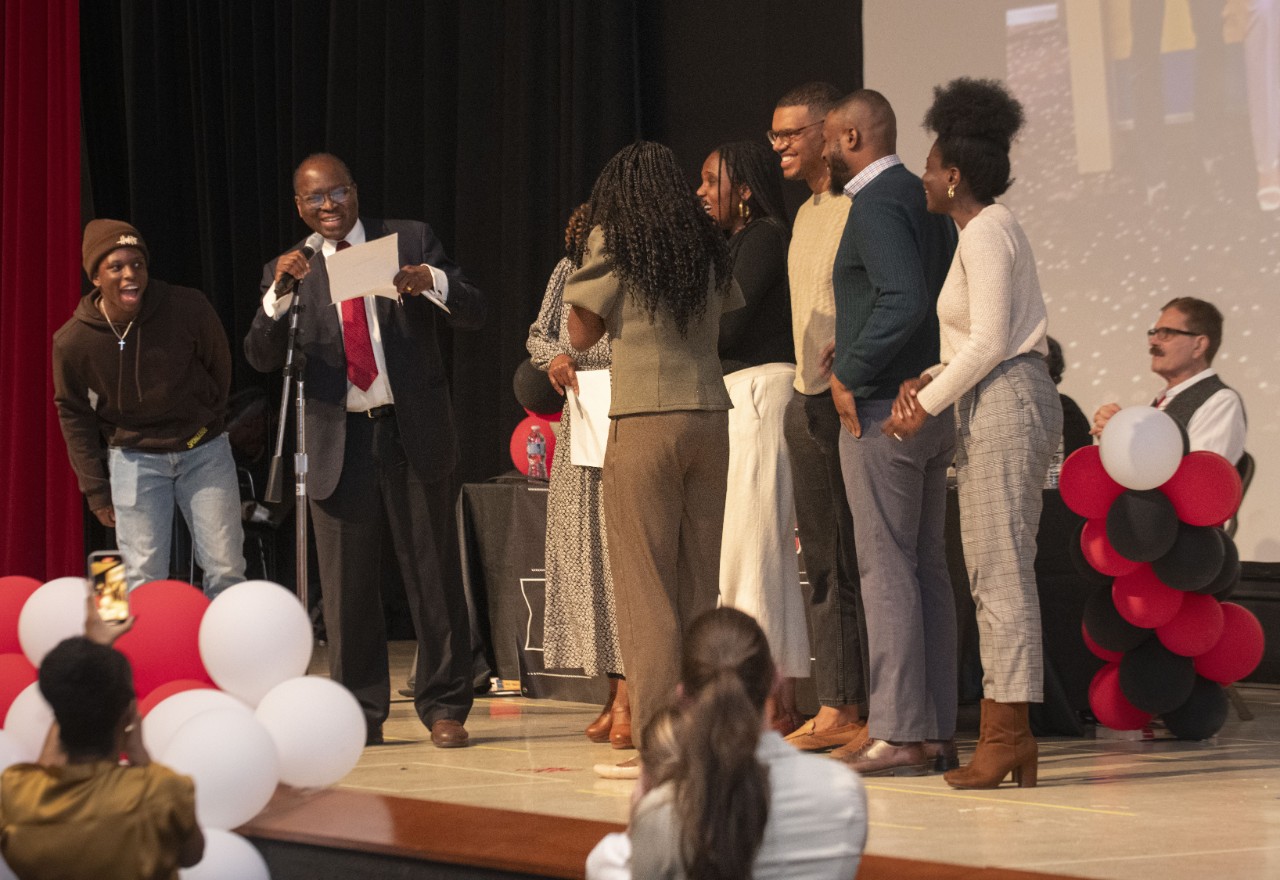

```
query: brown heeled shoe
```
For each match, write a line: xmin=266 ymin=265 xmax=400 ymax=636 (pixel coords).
xmin=585 ymin=678 xmax=618 ymax=743
xmin=943 ymin=699 xmax=1037 ymax=789
xmin=609 ymin=678 xmax=633 ymax=749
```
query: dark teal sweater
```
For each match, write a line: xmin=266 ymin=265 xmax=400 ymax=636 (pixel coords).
xmin=831 ymin=163 xmax=957 ymax=400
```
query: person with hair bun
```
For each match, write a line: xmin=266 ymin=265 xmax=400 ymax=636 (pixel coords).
xmin=886 ymin=78 xmax=1063 ymax=789
xmin=602 ymin=607 xmax=866 ymax=880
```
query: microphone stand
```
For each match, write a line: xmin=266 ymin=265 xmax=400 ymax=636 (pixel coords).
xmin=265 ymin=284 xmax=310 ymax=610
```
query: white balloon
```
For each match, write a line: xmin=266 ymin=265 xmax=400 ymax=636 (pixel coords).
xmin=1099 ymin=406 xmax=1184 ymax=490
xmin=0 ymin=850 xmax=16 ymax=880
xmin=17 ymin=577 xmax=88 ymax=667
xmin=178 ymin=829 xmax=270 ymax=880
xmin=255 ymin=677 xmax=365 ymax=788
xmin=3 ymin=683 xmax=53 ymax=762
xmin=160 ymin=708 xmax=279 ymax=831
xmin=0 ymin=728 xmax=28 ymax=775
xmin=199 ymin=581 xmax=312 ymax=706
xmin=142 ymin=688 xmax=252 ymax=760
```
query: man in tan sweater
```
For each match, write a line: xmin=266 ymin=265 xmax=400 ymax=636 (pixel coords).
xmin=771 ymin=83 xmax=870 ymax=751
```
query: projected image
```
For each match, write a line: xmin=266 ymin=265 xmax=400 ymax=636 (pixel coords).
xmin=996 ymin=1 xmax=1278 ymax=557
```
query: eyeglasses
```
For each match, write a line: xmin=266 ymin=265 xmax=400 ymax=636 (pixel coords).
xmin=296 ymin=185 xmax=355 ymax=210
xmin=1146 ymin=327 xmax=1201 ymax=341
xmin=766 ymin=120 xmax=823 ymax=147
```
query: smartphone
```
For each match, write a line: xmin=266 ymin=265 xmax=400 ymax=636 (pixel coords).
xmin=87 ymin=551 xmax=130 ymax=623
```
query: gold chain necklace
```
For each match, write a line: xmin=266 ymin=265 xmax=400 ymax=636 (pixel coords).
xmin=98 ymin=298 xmax=134 ymax=352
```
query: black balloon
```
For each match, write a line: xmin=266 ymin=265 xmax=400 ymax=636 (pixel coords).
xmin=1119 ymin=638 xmax=1196 ymax=714
xmin=1162 ymin=676 xmax=1229 ymax=740
xmin=1151 ymin=524 xmax=1225 ymax=592
xmin=1106 ymin=490 xmax=1179 ymax=562
xmin=512 ymin=357 xmax=565 ymax=416
xmin=1198 ymin=532 xmax=1241 ymax=599
xmin=1083 ymin=586 xmax=1149 ymax=653
xmin=1068 ymin=520 xmax=1115 ymax=588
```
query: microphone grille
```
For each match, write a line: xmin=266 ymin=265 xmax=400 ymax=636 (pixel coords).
xmin=302 ymin=232 xmax=325 ymax=258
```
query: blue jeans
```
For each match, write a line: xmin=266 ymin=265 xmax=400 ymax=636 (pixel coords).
xmin=108 ymin=432 xmax=246 ymax=598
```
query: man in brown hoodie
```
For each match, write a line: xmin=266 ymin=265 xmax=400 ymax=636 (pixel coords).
xmin=52 ymin=219 xmax=245 ymax=597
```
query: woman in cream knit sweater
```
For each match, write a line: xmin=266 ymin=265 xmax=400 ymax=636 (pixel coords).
xmin=885 ymin=78 xmax=1063 ymax=791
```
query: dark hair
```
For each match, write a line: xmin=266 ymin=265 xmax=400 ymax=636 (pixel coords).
xmin=713 ymin=141 xmax=788 ymax=228
xmin=1046 ymin=336 xmax=1065 ymax=385
xmin=588 ymin=142 xmax=732 ymax=336
xmin=1163 ymin=296 xmax=1224 ymax=363
xmin=924 ymin=77 xmax=1024 ymax=202
xmin=673 ymin=608 xmax=773 ymax=880
xmin=564 ymin=202 xmax=593 ymax=264
xmin=831 ymin=89 xmax=898 ymax=153
xmin=775 ymin=81 xmax=843 ymax=115
xmin=293 ymin=152 xmax=355 ymax=191
xmin=39 ymin=637 xmax=135 ymax=757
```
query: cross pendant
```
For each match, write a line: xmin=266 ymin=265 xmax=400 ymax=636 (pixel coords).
xmin=118 ymin=339 xmax=126 ymax=351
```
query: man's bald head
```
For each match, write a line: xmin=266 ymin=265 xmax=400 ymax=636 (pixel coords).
xmin=829 ymin=89 xmax=897 ymax=156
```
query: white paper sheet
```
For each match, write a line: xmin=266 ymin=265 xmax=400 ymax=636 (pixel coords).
xmin=567 ymin=369 xmax=612 ymax=468
xmin=324 ymin=233 xmax=401 ymax=305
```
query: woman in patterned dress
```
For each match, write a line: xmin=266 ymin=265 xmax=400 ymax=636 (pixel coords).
xmin=527 ymin=204 xmax=630 ymax=747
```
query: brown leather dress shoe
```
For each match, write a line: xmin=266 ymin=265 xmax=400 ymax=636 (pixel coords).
xmin=430 ymin=719 xmax=470 ymax=748
xmin=784 ymin=719 xmax=866 ymax=752
xmin=835 ymin=739 xmax=929 ymax=777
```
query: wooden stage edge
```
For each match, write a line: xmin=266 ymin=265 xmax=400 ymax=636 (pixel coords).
xmin=240 ymin=786 xmax=1088 ymax=880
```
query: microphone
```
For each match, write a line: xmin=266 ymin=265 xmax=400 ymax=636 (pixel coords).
xmin=276 ymin=232 xmax=325 ymax=296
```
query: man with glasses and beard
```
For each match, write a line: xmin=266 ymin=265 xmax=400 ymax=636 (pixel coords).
xmin=245 ymin=153 xmax=485 ymax=749
xmin=769 ymin=83 xmax=872 ymax=754
xmin=1091 ymin=297 xmax=1245 ymax=465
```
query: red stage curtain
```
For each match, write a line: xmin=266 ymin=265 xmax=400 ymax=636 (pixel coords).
xmin=0 ymin=0 xmax=82 ymax=579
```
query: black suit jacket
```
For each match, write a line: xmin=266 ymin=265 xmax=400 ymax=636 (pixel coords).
xmin=245 ymin=218 xmax=485 ymax=500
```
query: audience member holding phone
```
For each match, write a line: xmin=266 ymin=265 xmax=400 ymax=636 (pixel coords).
xmin=0 ymin=597 xmax=204 ymax=878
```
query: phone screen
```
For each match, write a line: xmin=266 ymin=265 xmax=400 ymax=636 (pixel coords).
xmin=87 ymin=553 xmax=129 ymax=622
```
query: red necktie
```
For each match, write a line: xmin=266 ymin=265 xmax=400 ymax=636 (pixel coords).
xmin=336 ymin=240 xmax=379 ymax=391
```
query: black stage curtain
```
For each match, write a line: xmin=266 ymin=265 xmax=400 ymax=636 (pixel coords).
xmin=79 ymin=0 xmax=861 ymax=488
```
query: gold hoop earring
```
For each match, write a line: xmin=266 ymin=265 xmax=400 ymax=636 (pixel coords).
xmin=738 ymin=200 xmax=751 ymax=223
xmin=947 ymin=183 xmax=956 ymax=199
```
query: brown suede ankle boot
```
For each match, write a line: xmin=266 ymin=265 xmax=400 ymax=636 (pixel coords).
xmin=943 ymin=699 xmax=1037 ymax=789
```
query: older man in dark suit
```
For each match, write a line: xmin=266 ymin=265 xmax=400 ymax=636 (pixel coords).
xmin=245 ymin=153 xmax=485 ymax=748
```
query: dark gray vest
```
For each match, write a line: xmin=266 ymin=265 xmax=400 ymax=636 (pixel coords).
xmin=1159 ymin=374 xmax=1246 ymax=430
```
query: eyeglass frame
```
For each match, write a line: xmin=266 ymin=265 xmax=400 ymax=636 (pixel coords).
xmin=766 ymin=120 xmax=823 ymax=147
xmin=295 ymin=184 xmax=356 ymax=210
xmin=1146 ymin=327 xmax=1201 ymax=341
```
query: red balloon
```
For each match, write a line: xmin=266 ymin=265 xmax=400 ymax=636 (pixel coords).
xmin=1060 ymin=446 xmax=1127 ymax=519
xmin=1156 ymin=593 xmax=1225 ymax=657
xmin=0 ymin=575 xmax=43 ymax=655
xmin=114 ymin=580 xmax=213 ymax=699
xmin=1159 ymin=451 xmax=1242 ymax=527
xmin=1089 ymin=663 xmax=1152 ymax=730
xmin=1082 ymin=620 xmax=1124 ymax=662
xmin=1194 ymin=603 xmax=1266 ymax=684
xmin=509 ymin=414 xmax=556 ymax=479
xmin=0 ymin=652 xmax=37 ymax=721
xmin=1112 ymin=565 xmax=1184 ymax=628
xmin=1080 ymin=518 xmax=1142 ymax=577
xmin=137 ymin=678 xmax=216 ymax=718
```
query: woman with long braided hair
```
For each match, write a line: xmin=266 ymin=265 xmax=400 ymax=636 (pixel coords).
xmin=566 ymin=142 xmax=742 ymax=779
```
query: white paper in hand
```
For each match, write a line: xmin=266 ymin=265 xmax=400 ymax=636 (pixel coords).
xmin=567 ymin=369 xmax=612 ymax=468
xmin=325 ymin=233 xmax=401 ymax=305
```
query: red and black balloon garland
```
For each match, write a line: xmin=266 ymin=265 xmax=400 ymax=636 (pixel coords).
xmin=1061 ymin=435 xmax=1265 ymax=740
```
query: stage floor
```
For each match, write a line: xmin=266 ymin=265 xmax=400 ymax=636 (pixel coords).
xmin=315 ymin=642 xmax=1280 ymax=880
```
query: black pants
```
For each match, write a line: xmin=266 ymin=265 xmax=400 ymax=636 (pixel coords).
xmin=783 ymin=390 xmax=869 ymax=707
xmin=310 ymin=413 xmax=473 ymax=730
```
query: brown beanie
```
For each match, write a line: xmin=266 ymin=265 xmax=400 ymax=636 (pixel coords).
xmin=82 ymin=219 xmax=149 ymax=279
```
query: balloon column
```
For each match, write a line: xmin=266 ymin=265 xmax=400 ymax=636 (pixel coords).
xmin=1060 ymin=408 xmax=1265 ymax=739
xmin=0 ymin=575 xmax=367 ymax=879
